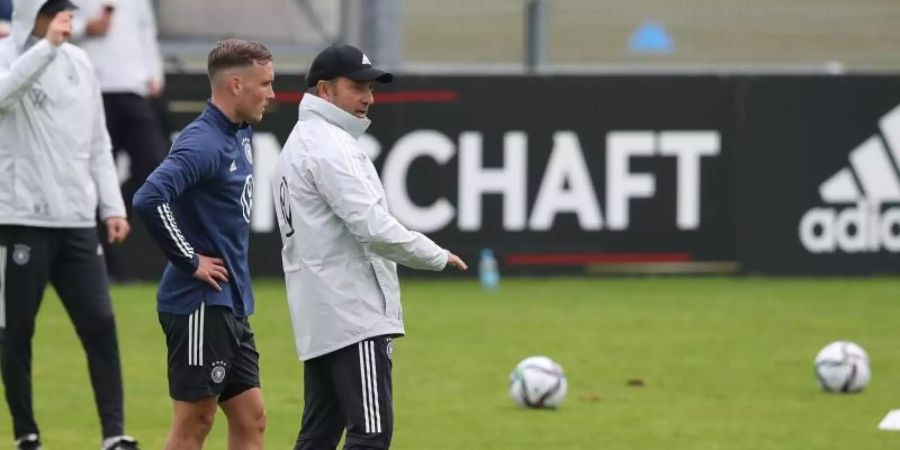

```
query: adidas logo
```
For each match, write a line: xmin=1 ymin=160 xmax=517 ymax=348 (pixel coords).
xmin=361 ymin=53 xmax=371 ymax=65
xmin=229 ymin=160 xmax=237 ymax=172
xmin=799 ymin=104 xmax=900 ymax=253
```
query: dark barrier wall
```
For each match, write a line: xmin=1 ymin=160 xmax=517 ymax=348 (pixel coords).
xmin=116 ymin=74 xmax=900 ymax=279
xmin=736 ymin=76 xmax=900 ymax=275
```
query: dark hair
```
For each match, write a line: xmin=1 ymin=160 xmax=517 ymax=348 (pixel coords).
xmin=38 ymin=0 xmax=78 ymax=17
xmin=207 ymin=39 xmax=273 ymax=81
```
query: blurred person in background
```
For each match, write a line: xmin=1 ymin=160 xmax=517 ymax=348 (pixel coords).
xmin=0 ymin=0 xmax=10 ymax=38
xmin=0 ymin=0 xmax=138 ymax=448
xmin=73 ymin=0 xmax=168 ymax=281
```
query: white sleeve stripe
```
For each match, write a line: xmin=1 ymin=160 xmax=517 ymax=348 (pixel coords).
xmin=162 ymin=203 xmax=195 ymax=255
xmin=157 ymin=205 xmax=192 ymax=258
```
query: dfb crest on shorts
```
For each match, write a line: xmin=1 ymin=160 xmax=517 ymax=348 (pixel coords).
xmin=242 ymin=137 xmax=253 ymax=164
xmin=210 ymin=361 xmax=227 ymax=384
xmin=12 ymin=244 xmax=30 ymax=266
xmin=385 ymin=338 xmax=393 ymax=361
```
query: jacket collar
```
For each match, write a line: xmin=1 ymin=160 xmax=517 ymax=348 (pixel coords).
xmin=203 ymin=100 xmax=247 ymax=134
xmin=298 ymin=93 xmax=370 ymax=139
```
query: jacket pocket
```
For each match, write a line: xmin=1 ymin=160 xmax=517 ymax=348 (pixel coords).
xmin=370 ymin=260 xmax=400 ymax=320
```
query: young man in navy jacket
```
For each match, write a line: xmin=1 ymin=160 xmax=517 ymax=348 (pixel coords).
xmin=133 ymin=38 xmax=274 ymax=450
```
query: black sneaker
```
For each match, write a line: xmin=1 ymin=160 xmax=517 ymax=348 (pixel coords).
xmin=102 ymin=435 xmax=139 ymax=450
xmin=14 ymin=434 xmax=41 ymax=450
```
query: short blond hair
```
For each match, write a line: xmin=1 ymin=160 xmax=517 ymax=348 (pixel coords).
xmin=207 ymin=39 xmax=272 ymax=81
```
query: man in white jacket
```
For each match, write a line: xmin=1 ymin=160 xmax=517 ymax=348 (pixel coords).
xmin=72 ymin=0 xmax=168 ymax=280
xmin=72 ymin=0 xmax=166 ymax=208
xmin=273 ymin=44 xmax=468 ymax=450
xmin=0 ymin=0 xmax=137 ymax=449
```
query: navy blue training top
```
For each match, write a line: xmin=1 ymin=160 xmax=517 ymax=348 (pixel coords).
xmin=133 ymin=101 xmax=255 ymax=317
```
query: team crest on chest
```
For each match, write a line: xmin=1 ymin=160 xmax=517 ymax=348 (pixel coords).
xmin=28 ymin=87 xmax=48 ymax=108
xmin=242 ymin=137 xmax=253 ymax=164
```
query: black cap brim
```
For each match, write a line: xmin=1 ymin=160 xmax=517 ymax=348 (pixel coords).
xmin=347 ymin=67 xmax=393 ymax=84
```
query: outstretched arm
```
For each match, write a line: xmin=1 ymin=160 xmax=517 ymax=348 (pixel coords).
xmin=311 ymin=150 xmax=467 ymax=271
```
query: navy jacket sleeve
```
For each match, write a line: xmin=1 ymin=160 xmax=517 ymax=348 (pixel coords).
xmin=133 ymin=135 xmax=222 ymax=273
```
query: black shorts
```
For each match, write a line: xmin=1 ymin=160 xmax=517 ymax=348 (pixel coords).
xmin=158 ymin=303 xmax=260 ymax=402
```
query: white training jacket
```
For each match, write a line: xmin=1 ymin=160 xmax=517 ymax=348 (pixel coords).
xmin=0 ymin=0 xmax=125 ymax=227
xmin=73 ymin=0 xmax=164 ymax=97
xmin=273 ymin=94 xmax=449 ymax=361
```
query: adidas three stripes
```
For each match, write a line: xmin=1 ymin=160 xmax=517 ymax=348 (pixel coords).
xmin=295 ymin=336 xmax=395 ymax=450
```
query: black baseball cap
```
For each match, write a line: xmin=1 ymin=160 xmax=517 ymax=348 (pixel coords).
xmin=38 ymin=0 xmax=79 ymax=15
xmin=305 ymin=44 xmax=393 ymax=88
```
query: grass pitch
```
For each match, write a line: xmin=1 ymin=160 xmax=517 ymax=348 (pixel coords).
xmin=1 ymin=277 xmax=900 ymax=449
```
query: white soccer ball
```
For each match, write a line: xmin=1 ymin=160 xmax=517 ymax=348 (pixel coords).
xmin=814 ymin=341 xmax=870 ymax=393
xmin=509 ymin=356 xmax=567 ymax=408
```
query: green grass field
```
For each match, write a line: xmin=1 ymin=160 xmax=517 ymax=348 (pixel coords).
xmin=2 ymin=277 xmax=900 ymax=449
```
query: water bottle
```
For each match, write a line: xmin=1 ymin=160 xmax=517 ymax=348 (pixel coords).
xmin=479 ymin=248 xmax=499 ymax=291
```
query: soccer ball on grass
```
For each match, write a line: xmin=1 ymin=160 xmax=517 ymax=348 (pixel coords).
xmin=509 ymin=355 xmax=567 ymax=408
xmin=814 ymin=340 xmax=870 ymax=393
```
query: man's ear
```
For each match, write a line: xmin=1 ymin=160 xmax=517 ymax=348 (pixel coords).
xmin=317 ymin=80 xmax=331 ymax=100
xmin=230 ymin=74 xmax=242 ymax=96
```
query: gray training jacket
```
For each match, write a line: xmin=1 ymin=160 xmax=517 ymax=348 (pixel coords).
xmin=0 ymin=0 xmax=125 ymax=228
xmin=273 ymin=94 xmax=449 ymax=361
